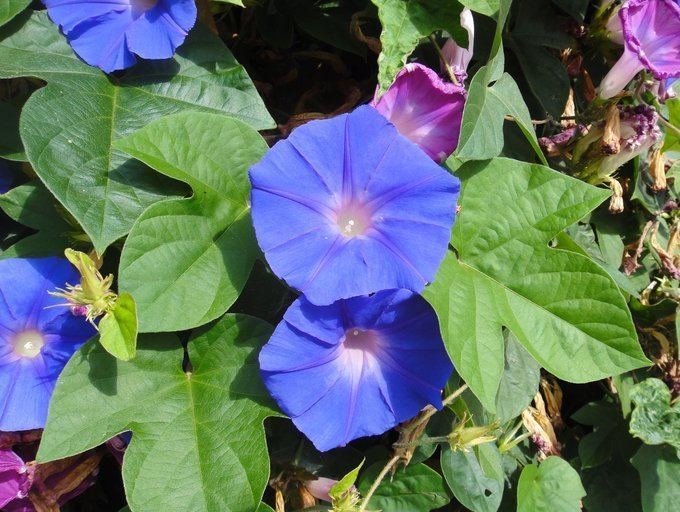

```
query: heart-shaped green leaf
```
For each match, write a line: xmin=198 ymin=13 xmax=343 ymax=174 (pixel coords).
xmin=0 ymin=11 xmax=274 ymax=254
xmin=38 ymin=314 xmax=280 ymax=512
xmin=115 ymin=112 xmax=267 ymax=333
xmin=424 ymin=158 xmax=649 ymax=410
xmin=517 ymin=456 xmax=585 ymax=512
xmin=441 ymin=443 xmax=504 ymax=512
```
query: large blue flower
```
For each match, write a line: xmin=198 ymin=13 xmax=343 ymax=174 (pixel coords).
xmin=259 ymin=289 xmax=453 ymax=452
xmin=43 ymin=0 xmax=197 ymax=73
xmin=0 ymin=258 xmax=95 ymax=431
xmin=250 ymin=105 xmax=460 ymax=305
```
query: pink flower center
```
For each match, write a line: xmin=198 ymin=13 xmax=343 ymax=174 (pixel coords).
xmin=13 ymin=330 xmax=45 ymax=358
xmin=335 ymin=204 xmax=372 ymax=237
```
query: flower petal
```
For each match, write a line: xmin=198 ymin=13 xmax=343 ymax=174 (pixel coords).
xmin=620 ymin=0 xmax=680 ymax=79
xmin=126 ymin=0 xmax=197 ymax=59
xmin=65 ymin=9 xmax=137 ymax=72
xmin=42 ymin=0 xmax=129 ymax=33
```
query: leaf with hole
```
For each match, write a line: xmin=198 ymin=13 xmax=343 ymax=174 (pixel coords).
xmin=424 ymin=158 xmax=649 ymax=411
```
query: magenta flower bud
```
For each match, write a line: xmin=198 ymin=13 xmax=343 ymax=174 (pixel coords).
xmin=441 ymin=8 xmax=475 ymax=83
xmin=371 ymin=63 xmax=467 ymax=162
xmin=599 ymin=0 xmax=680 ymax=99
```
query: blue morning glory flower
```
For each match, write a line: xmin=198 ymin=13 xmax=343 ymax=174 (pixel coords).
xmin=0 ymin=160 xmax=11 ymax=195
xmin=0 ymin=258 xmax=96 ymax=431
xmin=259 ymin=289 xmax=453 ymax=452
xmin=42 ymin=0 xmax=197 ymax=73
xmin=249 ymin=105 xmax=460 ymax=306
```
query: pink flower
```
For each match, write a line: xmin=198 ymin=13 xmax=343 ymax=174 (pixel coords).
xmin=371 ymin=63 xmax=467 ymax=162
xmin=441 ymin=8 xmax=474 ymax=83
xmin=599 ymin=0 xmax=680 ymax=99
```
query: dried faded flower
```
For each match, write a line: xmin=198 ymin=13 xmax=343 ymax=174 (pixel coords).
xmin=649 ymin=148 xmax=667 ymax=191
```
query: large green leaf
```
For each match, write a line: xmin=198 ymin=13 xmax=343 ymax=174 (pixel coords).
xmin=371 ymin=0 xmax=465 ymax=91
xmin=629 ymin=378 xmax=680 ymax=453
xmin=116 ymin=112 xmax=266 ymax=333
xmin=516 ymin=456 xmax=585 ymax=512
xmin=453 ymin=0 xmax=546 ymax=164
xmin=441 ymin=444 xmax=504 ymax=512
xmin=358 ymin=462 xmax=450 ymax=511
xmin=38 ymin=314 xmax=280 ymax=512
xmin=424 ymin=158 xmax=649 ymax=410
xmin=631 ymin=445 xmax=680 ymax=512
xmin=0 ymin=11 xmax=274 ymax=254
xmin=0 ymin=0 xmax=28 ymax=27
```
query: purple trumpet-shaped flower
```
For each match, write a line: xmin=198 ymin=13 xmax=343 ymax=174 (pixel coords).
xmin=0 ymin=160 xmax=12 ymax=195
xmin=249 ymin=105 xmax=460 ymax=306
xmin=599 ymin=0 xmax=680 ymax=99
xmin=441 ymin=8 xmax=475 ymax=83
xmin=42 ymin=0 xmax=197 ymax=73
xmin=371 ymin=64 xmax=467 ymax=162
xmin=0 ymin=258 xmax=96 ymax=431
xmin=259 ymin=290 xmax=453 ymax=452
xmin=0 ymin=450 xmax=31 ymax=509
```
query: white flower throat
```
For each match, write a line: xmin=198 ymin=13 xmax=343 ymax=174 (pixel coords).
xmin=13 ymin=330 xmax=45 ymax=359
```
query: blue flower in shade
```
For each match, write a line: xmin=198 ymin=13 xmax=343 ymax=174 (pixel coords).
xmin=42 ymin=0 xmax=197 ymax=73
xmin=0 ymin=258 xmax=95 ymax=431
xmin=0 ymin=160 xmax=11 ymax=195
xmin=249 ymin=105 xmax=460 ymax=306
xmin=259 ymin=289 xmax=453 ymax=451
